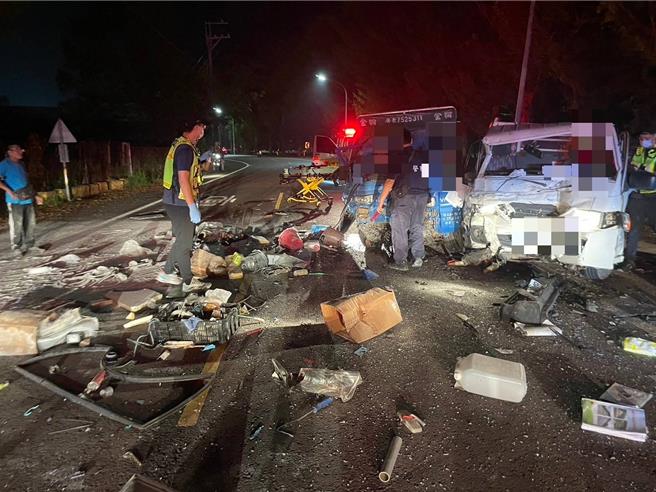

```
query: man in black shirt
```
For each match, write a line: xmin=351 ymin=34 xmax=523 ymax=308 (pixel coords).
xmin=375 ymin=129 xmax=430 ymax=271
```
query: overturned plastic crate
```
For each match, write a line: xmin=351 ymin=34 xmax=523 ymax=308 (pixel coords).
xmin=148 ymin=308 xmax=240 ymax=345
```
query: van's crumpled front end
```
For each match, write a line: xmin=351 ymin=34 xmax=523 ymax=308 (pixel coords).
xmin=463 ymin=191 xmax=629 ymax=270
xmin=461 ymin=122 xmax=631 ymax=273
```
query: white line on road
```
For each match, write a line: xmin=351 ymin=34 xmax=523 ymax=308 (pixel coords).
xmin=94 ymin=159 xmax=251 ymax=229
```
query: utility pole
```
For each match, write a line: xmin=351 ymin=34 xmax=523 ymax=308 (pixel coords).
xmin=231 ymin=118 xmax=236 ymax=153
xmin=514 ymin=0 xmax=535 ymax=125
xmin=205 ymin=21 xmax=230 ymax=143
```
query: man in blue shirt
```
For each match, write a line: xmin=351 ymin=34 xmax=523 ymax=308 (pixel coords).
xmin=0 ymin=145 xmax=42 ymax=255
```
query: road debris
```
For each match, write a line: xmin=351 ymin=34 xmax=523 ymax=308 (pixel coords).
xmin=204 ymin=288 xmax=232 ymax=305
xmin=271 ymin=359 xmax=294 ymax=389
xmin=398 ymin=410 xmax=426 ymax=433
xmin=122 ymin=450 xmax=143 ymax=467
xmin=353 ymin=346 xmax=369 ymax=357
xmin=89 ymin=299 xmax=114 ymax=313
xmin=119 ymin=239 xmax=153 ymax=257
xmin=191 ymin=249 xmax=227 ymax=279
xmin=23 ymin=404 xmax=40 ymax=416
xmin=581 ymin=398 xmax=647 ymax=442
xmin=321 ymin=287 xmax=402 ymax=343
xmin=493 ymin=348 xmax=514 ymax=355
xmin=48 ymin=423 xmax=92 ymax=435
xmin=276 ymin=397 xmax=334 ymax=436
xmin=585 ymin=299 xmax=599 ymax=313
xmin=319 ymin=227 xmax=344 ymax=249
xmin=119 ymin=474 xmax=179 ymax=492
xmin=362 ymin=268 xmax=379 ymax=281
xmin=379 ymin=435 xmax=402 ymax=483
xmin=622 ymin=337 xmax=656 ymax=357
xmin=38 ymin=308 xmax=99 ymax=352
xmin=298 ymin=368 xmax=362 ymax=402
xmin=500 ymin=277 xmax=561 ymax=325
xmin=514 ymin=320 xmax=562 ymax=337
xmin=454 ymin=353 xmax=527 ymax=403
xmin=0 ymin=310 xmax=43 ymax=356
xmin=0 ymin=381 xmax=8 ymax=392
xmin=117 ymin=289 xmax=163 ymax=313
xmin=123 ymin=315 xmax=153 ymax=329
xmin=279 ymin=227 xmax=304 ymax=251
xmin=600 ymin=383 xmax=653 ymax=408
xmin=249 ymin=422 xmax=265 ymax=441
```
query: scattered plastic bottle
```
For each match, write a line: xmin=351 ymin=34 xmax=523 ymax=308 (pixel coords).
xmin=623 ymin=337 xmax=656 ymax=357
xmin=453 ymin=353 xmax=527 ymax=403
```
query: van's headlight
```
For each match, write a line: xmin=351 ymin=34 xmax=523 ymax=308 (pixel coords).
xmin=600 ymin=212 xmax=628 ymax=230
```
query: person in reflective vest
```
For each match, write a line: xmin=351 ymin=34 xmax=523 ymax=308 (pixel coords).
xmin=625 ymin=132 xmax=656 ymax=270
xmin=158 ymin=120 xmax=211 ymax=292
xmin=631 ymin=132 xmax=656 ymax=174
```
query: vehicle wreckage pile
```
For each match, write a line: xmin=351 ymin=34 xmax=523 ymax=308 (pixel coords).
xmin=2 ymin=220 xmax=355 ymax=430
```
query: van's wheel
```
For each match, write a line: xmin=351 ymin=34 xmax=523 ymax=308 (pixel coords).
xmin=583 ymin=267 xmax=612 ymax=280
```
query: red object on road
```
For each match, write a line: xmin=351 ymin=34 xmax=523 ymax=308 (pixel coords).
xmin=279 ymin=227 xmax=304 ymax=251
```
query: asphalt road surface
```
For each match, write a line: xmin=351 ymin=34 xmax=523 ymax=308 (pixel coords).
xmin=1 ymin=156 xmax=655 ymax=491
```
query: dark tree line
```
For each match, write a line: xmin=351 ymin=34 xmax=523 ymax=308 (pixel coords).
xmin=56 ymin=2 xmax=656 ymax=148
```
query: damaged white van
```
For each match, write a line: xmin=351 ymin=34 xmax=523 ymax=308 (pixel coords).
xmin=460 ymin=122 xmax=633 ymax=280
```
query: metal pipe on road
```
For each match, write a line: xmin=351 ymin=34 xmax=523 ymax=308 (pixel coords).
xmin=378 ymin=435 xmax=402 ymax=483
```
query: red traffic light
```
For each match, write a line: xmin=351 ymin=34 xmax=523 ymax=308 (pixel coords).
xmin=343 ymin=127 xmax=357 ymax=139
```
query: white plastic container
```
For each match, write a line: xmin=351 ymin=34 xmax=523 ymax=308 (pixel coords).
xmin=454 ymin=353 xmax=527 ymax=403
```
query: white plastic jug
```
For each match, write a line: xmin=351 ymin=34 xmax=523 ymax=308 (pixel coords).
xmin=454 ymin=353 xmax=527 ymax=403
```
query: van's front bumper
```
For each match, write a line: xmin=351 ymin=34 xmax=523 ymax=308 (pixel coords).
xmin=465 ymin=207 xmax=628 ymax=270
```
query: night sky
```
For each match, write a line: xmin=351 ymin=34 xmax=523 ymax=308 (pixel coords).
xmin=1 ymin=2 xmax=655 ymax=147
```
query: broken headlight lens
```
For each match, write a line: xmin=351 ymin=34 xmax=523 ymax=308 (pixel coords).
xmin=600 ymin=212 xmax=626 ymax=230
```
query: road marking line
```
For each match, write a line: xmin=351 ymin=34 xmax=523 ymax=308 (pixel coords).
xmin=93 ymin=159 xmax=250 ymax=230
xmin=177 ymin=343 xmax=227 ymax=427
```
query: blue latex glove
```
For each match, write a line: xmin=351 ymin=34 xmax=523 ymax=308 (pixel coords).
xmin=188 ymin=203 xmax=201 ymax=224
xmin=199 ymin=150 xmax=212 ymax=162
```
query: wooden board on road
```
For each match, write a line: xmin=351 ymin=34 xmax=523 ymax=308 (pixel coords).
xmin=177 ymin=343 xmax=227 ymax=427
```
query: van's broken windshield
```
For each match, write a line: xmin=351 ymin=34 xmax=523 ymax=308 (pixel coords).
xmin=484 ymin=135 xmax=618 ymax=178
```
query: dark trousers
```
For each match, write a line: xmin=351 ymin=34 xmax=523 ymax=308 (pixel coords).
xmin=7 ymin=203 xmax=35 ymax=252
xmin=164 ymin=204 xmax=195 ymax=283
xmin=626 ymin=192 xmax=656 ymax=260
xmin=390 ymin=193 xmax=427 ymax=264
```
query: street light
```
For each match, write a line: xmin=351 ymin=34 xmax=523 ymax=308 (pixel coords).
xmin=213 ymin=106 xmax=236 ymax=153
xmin=315 ymin=72 xmax=348 ymax=126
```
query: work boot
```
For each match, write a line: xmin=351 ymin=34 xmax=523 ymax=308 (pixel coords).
xmin=182 ymin=277 xmax=212 ymax=294
xmin=412 ymin=258 xmax=424 ymax=268
xmin=388 ymin=261 xmax=409 ymax=272
xmin=27 ymin=246 xmax=46 ymax=254
xmin=621 ymin=259 xmax=636 ymax=272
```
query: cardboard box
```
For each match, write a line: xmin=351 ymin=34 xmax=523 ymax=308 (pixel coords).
xmin=0 ymin=310 xmax=45 ymax=356
xmin=320 ymin=287 xmax=402 ymax=343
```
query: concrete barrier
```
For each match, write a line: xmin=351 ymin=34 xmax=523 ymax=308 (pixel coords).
xmin=98 ymin=181 xmax=109 ymax=193
xmin=88 ymin=183 xmax=100 ymax=196
xmin=72 ymin=184 xmax=90 ymax=199
xmin=108 ymin=179 xmax=125 ymax=191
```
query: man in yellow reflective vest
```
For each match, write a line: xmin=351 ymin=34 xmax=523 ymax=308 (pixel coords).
xmin=157 ymin=120 xmax=211 ymax=292
xmin=625 ymin=131 xmax=656 ymax=270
